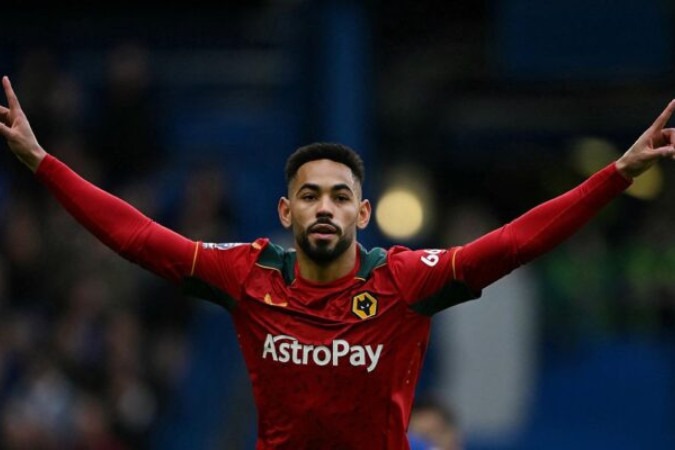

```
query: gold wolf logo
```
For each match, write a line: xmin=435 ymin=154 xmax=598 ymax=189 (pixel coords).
xmin=352 ymin=292 xmax=378 ymax=319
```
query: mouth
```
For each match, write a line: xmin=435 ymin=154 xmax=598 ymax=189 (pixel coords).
xmin=308 ymin=223 xmax=339 ymax=239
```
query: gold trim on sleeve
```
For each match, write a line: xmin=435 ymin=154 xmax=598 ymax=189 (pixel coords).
xmin=190 ymin=241 xmax=201 ymax=276
xmin=451 ymin=247 xmax=459 ymax=280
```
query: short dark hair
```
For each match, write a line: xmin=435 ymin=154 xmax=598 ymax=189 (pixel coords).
xmin=412 ymin=397 xmax=458 ymax=428
xmin=285 ymin=142 xmax=365 ymax=185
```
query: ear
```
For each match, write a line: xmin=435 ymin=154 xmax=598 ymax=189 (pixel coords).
xmin=278 ymin=197 xmax=292 ymax=228
xmin=357 ymin=199 xmax=371 ymax=230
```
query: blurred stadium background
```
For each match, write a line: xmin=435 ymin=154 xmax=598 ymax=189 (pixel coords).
xmin=0 ymin=1 xmax=674 ymax=449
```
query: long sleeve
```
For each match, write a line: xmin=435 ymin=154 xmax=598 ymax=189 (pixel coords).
xmin=36 ymin=154 xmax=198 ymax=283
xmin=455 ymin=163 xmax=632 ymax=292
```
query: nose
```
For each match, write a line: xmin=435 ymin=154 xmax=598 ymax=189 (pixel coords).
xmin=316 ymin=196 xmax=334 ymax=218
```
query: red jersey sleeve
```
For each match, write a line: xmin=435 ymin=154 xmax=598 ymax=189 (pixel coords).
xmin=388 ymin=162 xmax=630 ymax=315
xmin=455 ymin=162 xmax=631 ymax=291
xmin=36 ymin=154 xmax=199 ymax=283
xmin=189 ymin=239 xmax=268 ymax=301
xmin=387 ymin=246 xmax=472 ymax=303
xmin=36 ymin=154 xmax=263 ymax=303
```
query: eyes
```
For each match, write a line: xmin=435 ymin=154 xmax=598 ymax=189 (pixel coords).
xmin=299 ymin=192 xmax=352 ymax=203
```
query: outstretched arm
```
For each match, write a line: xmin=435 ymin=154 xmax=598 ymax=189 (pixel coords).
xmin=455 ymin=99 xmax=675 ymax=292
xmin=0 ymin=75 xmax=197 ymax=283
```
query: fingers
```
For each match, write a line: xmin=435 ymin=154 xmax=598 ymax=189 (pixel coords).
xmin=0 ymin=122 xmax=10 ymax=138
xmin=662 ymin=128 xmax=675 ymax=146
xmin=0 ymin=104 xmax=9 ymax=135
xmin=650 ymin=99 xmax=675 ymax=131
xmin=652 ymin=144 xmax=675 ymax=156
xmin=1 ymin=76 xmax=22 ymax=112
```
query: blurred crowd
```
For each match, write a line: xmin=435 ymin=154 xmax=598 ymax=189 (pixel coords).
xmin=0 ymin=43 xmax=235 ymax=449
xmin=2 ymin=8 xmax=675 ymax=448
xmin=533 ymin=169 xmax=675 ymax=347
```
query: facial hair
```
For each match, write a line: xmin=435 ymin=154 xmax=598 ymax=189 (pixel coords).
xmin=296 ymin=221 xmax=352 ymax=266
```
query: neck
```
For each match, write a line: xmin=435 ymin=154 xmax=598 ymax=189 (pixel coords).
xmin=295 ymin=243 xmax=358 ymax=284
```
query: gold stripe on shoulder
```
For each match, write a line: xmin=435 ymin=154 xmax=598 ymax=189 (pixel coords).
xmin=255 ymin=263 xmax=282 ymax=273
xmin=190 ymin=241 xmax=201 ymax=276
xmin=451 ymin=247 xmax=460 ymax=280
xmin=373 ymin=261 xmax=387 ymax=270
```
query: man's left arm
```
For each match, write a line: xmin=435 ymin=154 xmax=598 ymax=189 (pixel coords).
xmin=456 ymin=99 xmax=675 ymax=292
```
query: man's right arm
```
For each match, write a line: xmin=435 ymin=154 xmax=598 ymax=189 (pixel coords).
xmin=36 ymin=154 xmax=198 ymax=283
xmin=0 ymin=75 xmax=200 ymax=283
xmin=1 ymin=75 xmax=259 ymax=293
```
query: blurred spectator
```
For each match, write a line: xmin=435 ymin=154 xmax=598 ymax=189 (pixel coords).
xmin=0 ymin=354 xmax=75 ymax=449
xmin=13 ymin=47 xmax=63 ymax=144
xmin=176 ymin=162 xmax=235 ymax=241
xmin=86 ymin=41 xmax=164 ymax=188
xmin=72 ymin=393 xmax=129 ymax=450
xmin=409 ymin=432 xmax=436 ymax=450
xmin=409 ymin=397 xmax=462 ymax=450
xmin=105 ymin=309 xmax=158 ymax=448
xmin=2 ymin=196 xmax=45 ymax=308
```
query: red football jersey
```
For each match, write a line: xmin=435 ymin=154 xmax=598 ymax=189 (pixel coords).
xmin=185 ymin=240 xmax=476 ymax=449
xmin=35 ymin=155 xmax=631 ymax=450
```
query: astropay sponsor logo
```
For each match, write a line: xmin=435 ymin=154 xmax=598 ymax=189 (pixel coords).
xmin=262 ymin=334 xmax=383 ymax=373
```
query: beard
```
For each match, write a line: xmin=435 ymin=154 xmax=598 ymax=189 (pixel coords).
xmin=296 ymin=221 xmax=352 ymax=266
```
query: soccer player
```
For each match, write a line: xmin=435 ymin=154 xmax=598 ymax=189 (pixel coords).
xmin=1 ymin=74 xmax=674 ymax=449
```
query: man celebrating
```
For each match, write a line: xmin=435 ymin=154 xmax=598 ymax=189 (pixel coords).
xmin=1 ymin=74 xmax=674 ymax=449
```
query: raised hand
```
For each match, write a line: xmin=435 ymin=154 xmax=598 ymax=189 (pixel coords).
xmin=616 ymin=99 xmax=675 ymax=179
xmin=0 ymin=76 xmax=47 ymax=172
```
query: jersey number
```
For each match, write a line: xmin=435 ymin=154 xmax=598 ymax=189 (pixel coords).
xmin=420 ymin=249 xmax=443 ymax=267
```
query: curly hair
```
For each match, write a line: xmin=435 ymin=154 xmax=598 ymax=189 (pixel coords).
xmin=284 ymin=142 xmax=365 ymax=185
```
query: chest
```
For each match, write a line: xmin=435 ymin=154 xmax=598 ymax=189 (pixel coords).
xmin=240 ymin=267 xmax=401 ymax=325
xmin=229 ymin=266 xmax=431 ymax=379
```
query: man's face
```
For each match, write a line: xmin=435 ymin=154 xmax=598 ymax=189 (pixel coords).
xmin=279 ymin=159 xmax=370 ymax=265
